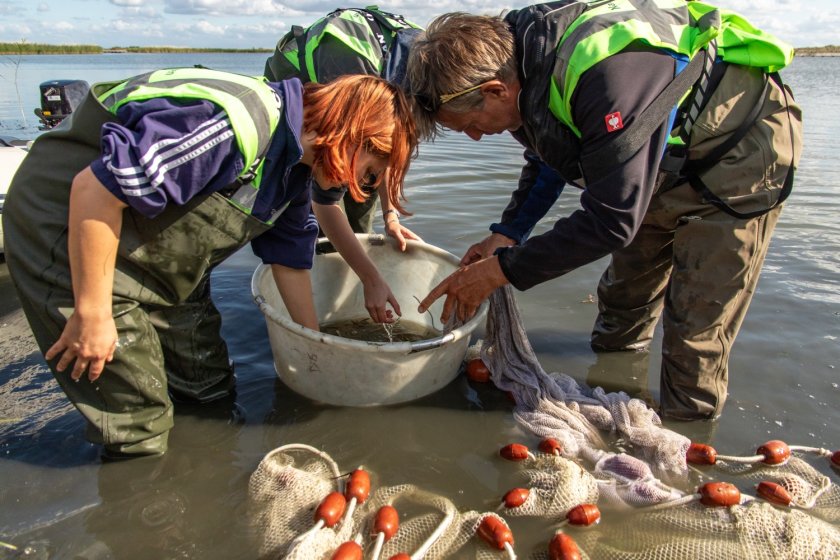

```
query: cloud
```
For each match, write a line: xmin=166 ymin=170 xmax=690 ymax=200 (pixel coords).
xmin=50 ymin=21 xmax=75 ymax=31
xmin=37 ymin=3 xmax=49 ymax=12
xmin=0 ymin=22 xmax=32 ymax=37
xmin=110 ymin=0 xmax=145 ymax=5
xmin=0 ymin=2 xmax=22 ymax=16
xmin=712 ymin=0 xmax=827 ymax=46
xmin=167 ymin=20 xmax=288 ymax=38
xmin=270 ymin=0 xmax=508 ymax=22
xmin=123 ymin=6 xmax=160 ymax=18
xmin=163 ymin=0 xmax=303 ymax=17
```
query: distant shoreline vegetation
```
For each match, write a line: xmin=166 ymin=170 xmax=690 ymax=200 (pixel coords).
xmin=0 ymin=43 xmax=271 ymax=55
xmin=2 ymin=42 xmax=838 ymax=57
xmin=795 ymin=45 xmax=840 ymax=56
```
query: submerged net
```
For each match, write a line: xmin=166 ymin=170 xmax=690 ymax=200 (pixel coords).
xmin=248 ymin=286 xmax=840 ymax=558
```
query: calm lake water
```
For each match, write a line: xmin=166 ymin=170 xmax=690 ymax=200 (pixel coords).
xmin=1 ymin=54 xmax=838 ymax=558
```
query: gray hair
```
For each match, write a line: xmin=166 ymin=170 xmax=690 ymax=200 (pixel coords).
xmin=405 ymin=12 xmax=517 ymax=140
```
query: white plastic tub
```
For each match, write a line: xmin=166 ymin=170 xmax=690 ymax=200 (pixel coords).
xmin=251 ymin=235 xmax=487 ymax=406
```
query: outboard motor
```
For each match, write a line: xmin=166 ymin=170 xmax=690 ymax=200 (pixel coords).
xmin=34 ymin=79 xmax=89 ymax=130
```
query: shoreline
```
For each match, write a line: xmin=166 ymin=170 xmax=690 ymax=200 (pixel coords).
xmin=0 ymin=44 xmax=272 ymax=55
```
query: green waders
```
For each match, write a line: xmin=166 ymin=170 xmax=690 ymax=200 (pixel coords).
xmin=4 ymin=85 xmax=273 ymax=457
xmin=590 ymin=65 xmax=803 ymax=420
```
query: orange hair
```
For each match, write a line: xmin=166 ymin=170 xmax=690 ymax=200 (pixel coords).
xmin=303 ymin=75 xmax=417 ymax=214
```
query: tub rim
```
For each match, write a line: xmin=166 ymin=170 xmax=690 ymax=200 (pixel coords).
xmin=250 ymin=237 xmax=488 ymax=355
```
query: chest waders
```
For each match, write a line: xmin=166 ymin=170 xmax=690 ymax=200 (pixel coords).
xmin=4 ymin=70 xmax=282 ymax=457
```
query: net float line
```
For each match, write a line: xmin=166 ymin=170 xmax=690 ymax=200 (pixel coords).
xmin=289 ymin=466 xmax=371 ymax=554
xmin=686 ymin=440 xmax=838 ymax=512
xmin=639 ymin=481 xmax=742 ymax=511
xmin=687 ymin=440 xmax=837 ymax=467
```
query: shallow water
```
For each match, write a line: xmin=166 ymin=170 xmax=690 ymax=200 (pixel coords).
xmin=321 ymin=318 xmax=440 ymax=343
xmin=1 ymin=54 xmax=838 ymax=558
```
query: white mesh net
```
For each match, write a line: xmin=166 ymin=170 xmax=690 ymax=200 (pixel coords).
xmin=248 ymin=287 xmax=840 ymax=559
xmin=248 ymin=444 xmax=517 ymax=559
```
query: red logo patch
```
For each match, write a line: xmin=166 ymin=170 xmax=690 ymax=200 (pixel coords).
xmin=605 ymin=111 xmax=624 ymax=132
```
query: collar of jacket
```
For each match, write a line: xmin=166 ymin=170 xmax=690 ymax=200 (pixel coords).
xmin=504 ymin=1 xmax=588 ymax=184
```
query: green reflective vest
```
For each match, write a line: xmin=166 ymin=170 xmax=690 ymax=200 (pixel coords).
xmin=549 ymin=0 xmax=794 ymax=137
xmin=97 ymin=67 xmax=280 ymax=187
xmin=266 ymin=6 xmax=421 ymax=83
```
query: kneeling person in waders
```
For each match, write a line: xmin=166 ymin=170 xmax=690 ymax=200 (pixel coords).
xmin=409 ymin=2 xmax=802 ymax=420
xmin=3 ymin=70 xmax=416 ymax=458
xmin=265 ymin=7 xmax=424 ymax=251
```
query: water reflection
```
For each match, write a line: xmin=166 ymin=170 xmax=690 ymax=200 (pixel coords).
xmin=1 ymin=54 xmax=839 ymax=556
xmin=81 ymin=401 xmax=251 ymax=560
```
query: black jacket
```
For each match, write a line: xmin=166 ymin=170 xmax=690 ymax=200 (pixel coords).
xmin=496 ymin=2 xmax=678 ymax=290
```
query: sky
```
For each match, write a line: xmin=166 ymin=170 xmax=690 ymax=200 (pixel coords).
xmin=0 ymin=0 xmax=836 ymax=49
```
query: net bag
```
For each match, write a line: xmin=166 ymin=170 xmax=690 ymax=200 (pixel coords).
xmin=248 ymin=445 xmax=520 ymax=559
xmin=248 ymin=287 xmax=840 ymax=558
xmin=480 ymin=286 xmax=840 ymax=558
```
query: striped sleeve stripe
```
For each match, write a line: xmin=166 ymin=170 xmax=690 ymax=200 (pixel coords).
xmin=111 ymin=128 xmax=235 ymax=197
xmin=108 ymin=115 xmax=237 ymax=198
xmin=107 ymin=114 xmax=228 ymax=178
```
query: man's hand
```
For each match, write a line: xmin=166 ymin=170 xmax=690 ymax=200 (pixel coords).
xmin=418 ymin=256 xmax=509 ymax=324
xmin=460 ymin=233 xmax=516 ymax=266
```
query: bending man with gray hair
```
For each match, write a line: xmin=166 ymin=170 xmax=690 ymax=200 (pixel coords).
xmin=409 ymin=1 xmax=802 ymax=420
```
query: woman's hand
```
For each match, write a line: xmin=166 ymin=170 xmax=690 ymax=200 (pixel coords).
xmin=384 ymin=213 xmax=423 ymax=252
xmin=314 ymin=201 xmax=403 ymax=324
xmin=460 ymin=233 xmax=516 ymax=266
xmin=363 ymin=274 xmax=401 ymax=323
xmin=46 ymin=311 xmax=117 ymax=382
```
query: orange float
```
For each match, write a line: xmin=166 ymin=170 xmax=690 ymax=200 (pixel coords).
xmin=373 ymin=505 xmax=400 ymax=541
xmin=499 ymin=443 xmax=529 ymax=461
xmin=756 ymin=481 xmax=793 ymax=507
xmin=539 ymin=438 xmax=563 ymax=455
xmin=698 ymin=482 xmax=741 ymax=507
xmin=466 ymin=359 xmax=490 ymax=382
xmin=686 ymin=442 xmax=717 ymax=465
xmin=345 ymin=468 xmax=371 ymax=504
xmin=330 ymin=542 xmax=362 ymax=560
xmin=757 ymin=440 xmax=791 ymax=465
xmin=503 ymin=488 xmax=530 ymax=508
xmin=477 ymin=515 xmax=514 ymax=550
xmin=548 ymin=532 xmax=582 ymax=560
xmin=566 ymin=503 xmax=601 ymax=526
xmin=315 ymin=491 xmax=347 ymax=527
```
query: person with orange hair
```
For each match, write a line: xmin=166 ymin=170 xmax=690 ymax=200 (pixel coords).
xmin=3 ymin=68 xmax=417 ymax=458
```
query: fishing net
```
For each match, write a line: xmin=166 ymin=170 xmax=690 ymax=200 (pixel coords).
xmin=482 ymin=286 xmax=840 ymax=558
xmin=248 ymin=444 xmax=517 ymax=559
xmin=248 ymin=286 xmax=840 ymax=559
